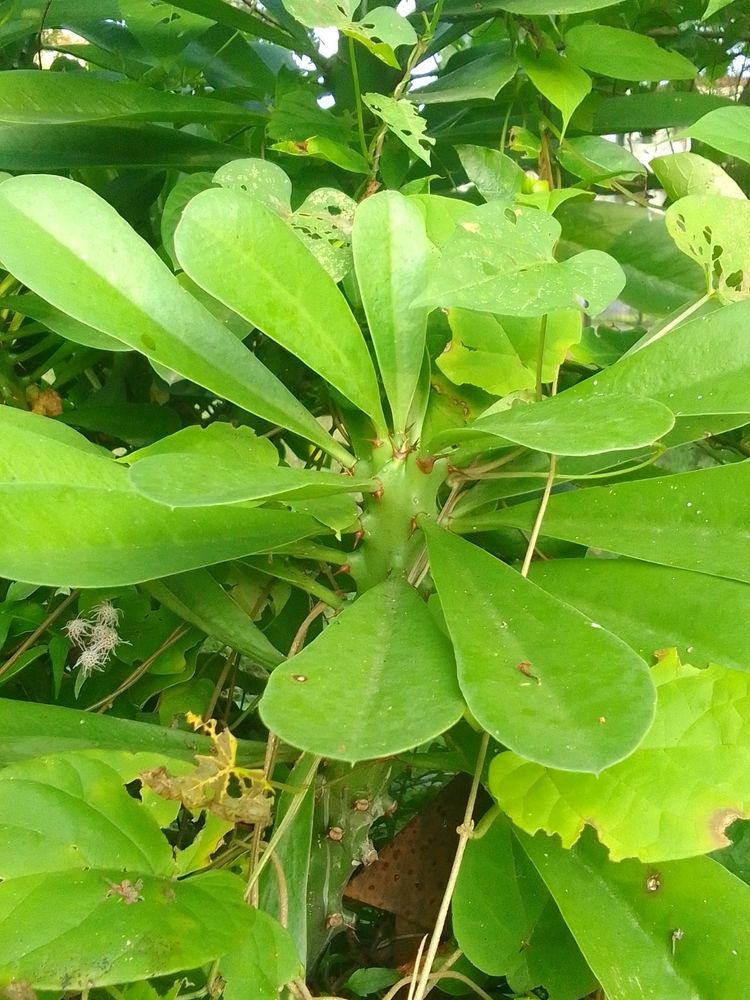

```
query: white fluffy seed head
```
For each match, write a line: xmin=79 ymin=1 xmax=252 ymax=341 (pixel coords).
xmin=90 ymin=624 xmax=121 ymax=651
xmin=75 ymin=645 xmax=109 ymax=677
xmin=63 ymin=617 xmax=92 ymax=646
xmin=94 ymin=601 xmax=120 ymax=627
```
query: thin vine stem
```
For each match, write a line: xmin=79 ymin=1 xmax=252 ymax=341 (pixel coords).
xmin=409 ymin=731 xmax=490 ymax=1000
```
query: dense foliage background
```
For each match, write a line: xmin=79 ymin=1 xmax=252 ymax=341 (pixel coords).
xmin=1 ymin=0 xmax=750 ymax=998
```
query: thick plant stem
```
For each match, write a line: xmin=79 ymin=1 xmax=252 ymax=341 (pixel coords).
xmin=409 ymin=731 xmax=490 ymax=1000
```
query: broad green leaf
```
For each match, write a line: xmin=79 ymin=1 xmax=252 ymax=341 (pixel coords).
xmin=453 ymin=816 xmax=596 ymax=999
xmin=1 ymin=292 xmax=128 ymax=352
xmin=362 ymin=94 xmax=434 ymax=164
xmin=666 ymin=195 xmax=750 ymax=301
xmin=424 ymin=524 xmax=655 ymax=772
xmin=412 ymin=53 xmax=517 ymax=104
xmin=0 ymin=751 xmax=176 ymax=878
xmin=456 ymin=144 xmax=524 ymax=201
xmin=345 ymin=968 xmax=400 ymax=995
xmin=482 ymin=0 xmax=625 ymax=9
xmin=557 ymin=200 xmax=705 ymax=314
xmin=144 ymin=569 xmax=284 ymax=669
xmin=519 ymin=44 xmax=591 ymax=136
xmin=684 ymin=106 xmax=750 ymax=165
xmin=456 ymin=462 xmax=750 ymax=584
xmin=0 ymin=699 xmax=265 ymax=767
xmin=0 ymin=123 xmax=241 ymax=171
xmin=0 ymin=408 xmax=318 ymax=587
xmin=213 ymin=157 xmax=292 ymax=214
xmin=592 ymin=92 xmax=730 ymax=135
xmin=493 ymin=659 xmax=750 ymax=861
xmin=130 ymin=455 xmax=375 ymax=506
xmin=123 ymin=421 xmax=278 ymax=467
xmin=174 ymin=187 xmax=385 ymax=430
xmin=260 ymin=578 xmax=464 ymax=762
xmin=565 ymin=26 xmax=697 ymax=81
xmin=0 ymin=868 xmax=259 ymax=990
xmin=462 ymin=392 xmax=674 ymax=455
xmin=168 ymin=0 xmax=304 ymax=49
xmin=352 ymin=191 xmax=434 ymax=433
xmin=272 ymin=135 xmax=369 ymax=176
xmin=565 ymin=299 xmax=750 ymax=417
xmin=651 ymin=152 xmax=745 ymax=202
xmin=220 ymin=910 xmax=301 ymax=1000
xmin=703 ymin=0 xmax=735 ymax=17
xmin=0 ymin=70 xmax=261 ymax=125
xmin=414 ymin=202 xmax=625 ymax=317
xmin=437 ymin=309 xmax=536 ymax=396
xmin=502 ymin=310 xmax=583 ymax=382
xmin=160 ymin=171 xmax=215 ymax=264
xmin=519 ymin=829 xmax=750 ymax=1000
xmin=0 ymin=175 xmax=348 ymax=463
xmin=530 ymin=560 xmax=750 ymax=672
xmin=558 ymin=135 xmax=645 ymax=188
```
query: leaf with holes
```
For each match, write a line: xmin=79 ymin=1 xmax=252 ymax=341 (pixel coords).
xmin=424 ymin=524 xmax=655 ymax=772
xmin=290 ymin=187 xmax=358 ymax=281
xmin=342 ymin=7 xmax=417 ymax=68
xmin=665 ymin=195 xmax=750 ymax=301
xmin=363 ymin=94 xmax=434 ymax=164
xmin=260 ymin=578 xmax=464 ymax=762
xmin=213 ymin=157 xmax=292 ymax=215
xmin=414 ymin=202 xmax=625 ymax=317
xmin=492 ymin=655 xmax=750 ymax=861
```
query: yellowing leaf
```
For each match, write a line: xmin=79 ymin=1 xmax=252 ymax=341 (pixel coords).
xmin=491 ymin=656 xmax=750 ymax=862
xmin=141 ymin=714 xmax=273 ymax=826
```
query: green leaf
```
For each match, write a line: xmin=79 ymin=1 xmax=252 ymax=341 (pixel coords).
xmin=56 ymin=404 xmax=181 ymax=447
xmin=0 ymin=751 xmax=176 ymax=878
xmin=665 ymin=195 xmax=750 ymax=301
xmin=684 ymin=106 xmax=750 ymax=165
xmin=123 ymin=422 xmax=278 ymax=467
xmin=493 ymin=658 xmax=750 ymax=861
xmin=484 ymin=0 xmax=625 ymax=9
xmin=456 ymin=144 xmax=524 ymax=201
xmin=0 ymin=408 xmax=318 ymax=587
xmin=519 ymin=44 xmax=591 ymax=136
xmin=345 ymin=969 xmax=400 ymax=996
xmin=530 ymin=559 xmax=750 ymax=672
xmin=458 ymin=462 xmax=750 ymax=584
xmin=411 ymin=53 xmax=517 ymax=104
xmin=0 ymin=123 xmax=242 ymax=171
xmin=461 ymin=391 xmax=674 ymax=455
xmin=415 ymin=202 xmax=625 ymax=317
xmin=423 ymin=524 xmax=655 ymax=772
xmin=160 ymin=172 xmax=215 ymax=265
xmin=260 ymin=579 xmax=464 ymax=762
xmin=592 ymin=93 xmax=731 ymax=135
xmin=518 ymin=828 xmax=750 ymax=1000
xmin=213 ymin=157 xmax=292 ymax=212
xmin=651 ymin=152 xmax=746 ymax=202
xmin=703 ymin=0 xmax=735 ymax=18
xmin=453 ymin=815 xmax=596 ymax=999
xmin=564 ymin=299 xmax=750 ymax=418
xmin=362 ymin=94 xmax=434 ymax=164
xmin=0 ymin=868 xmax=260 ymax=990
xmin=556 ymin=200 xmax=705 ymax=314
xmin=220 ymin=910 xmax=301 ymax=1000
xmin=557 ymin=135 xmax=645 ymax=188
xmin=436 ymin=309 xmax=536 ymax=396
xmin=0 ymin=70 xmax=262 ymax=125
xmin=342 ymin=7 xmax=417 ymax=68
xmin=289 ymin=187 xmax=358 ymax=282
xmin=352 ymin=191 xmax=435 ymax=434
xmin=0 ymin=175 xmax=348 ymax=462
xmin=0 ymin=699 xmax=269 ymax=767
xmin=174 ymin=187 xmax=385 ymax=430
xmin=130 ymin=454 xmax=374 ymax=506
xmin=2 ymin=291 xmax=129 ymax=352
xmin=144 ymin=568 xmax=284 ymax=669
xmin=565 ymin=26 xmax=696 ymax=81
